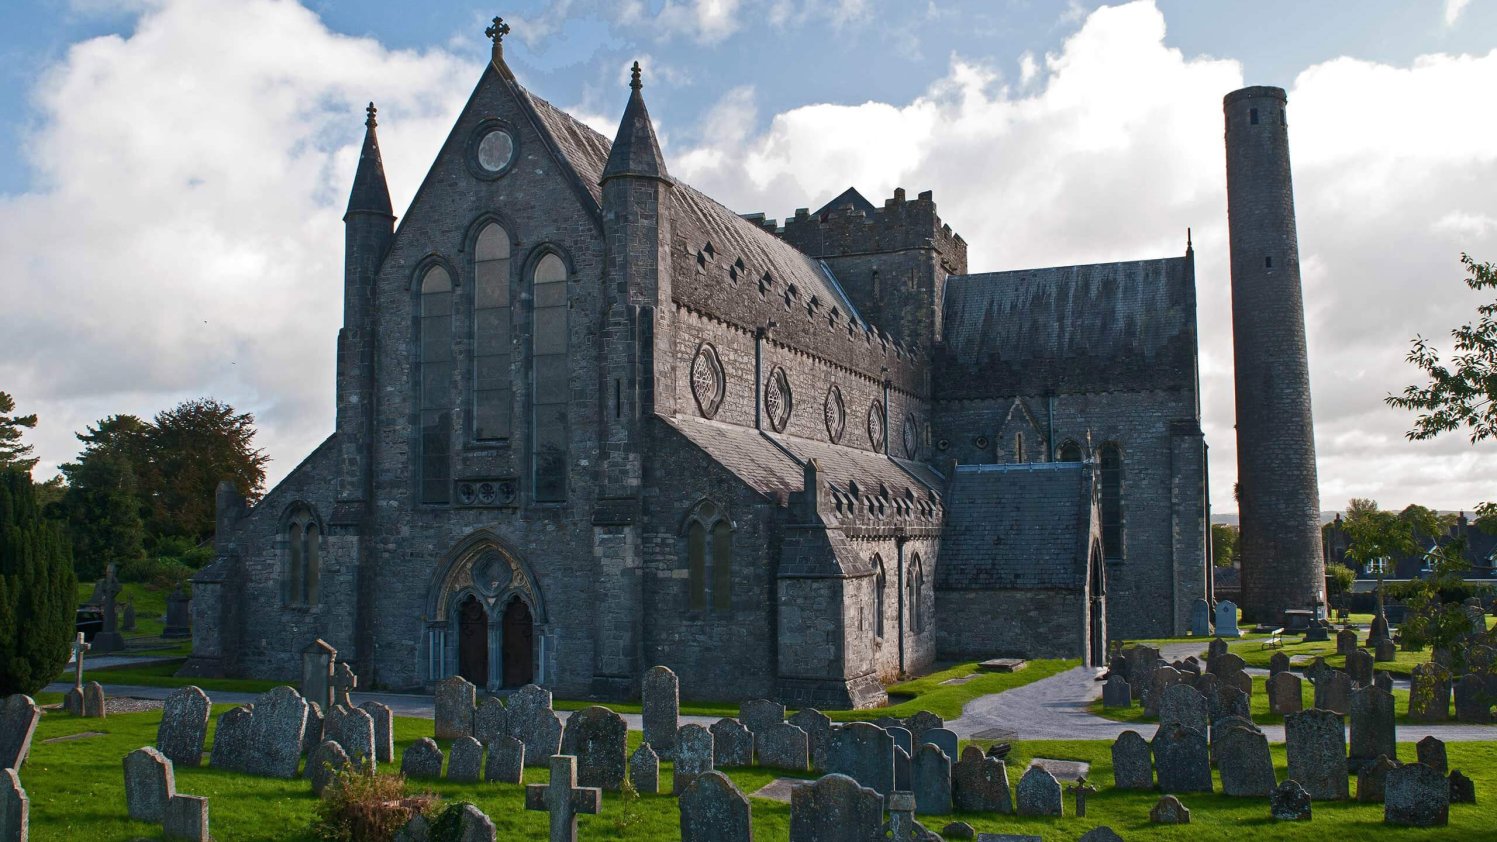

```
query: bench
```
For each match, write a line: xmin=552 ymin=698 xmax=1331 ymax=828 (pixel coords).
xmin=1260 ymin=628 xmax=1285 ymax=649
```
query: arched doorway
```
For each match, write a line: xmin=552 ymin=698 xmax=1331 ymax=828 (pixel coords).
xmin=501 ymin=596 xmax=534 ymax=688
xmin=1088 ymin=543 xmax=1108 ymax=667
xmin=457 ymin=595 xmax=489 ymax=687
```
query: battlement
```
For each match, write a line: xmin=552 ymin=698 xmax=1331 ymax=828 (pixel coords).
xmin=773 ymin=188 xmax=968 ymax=274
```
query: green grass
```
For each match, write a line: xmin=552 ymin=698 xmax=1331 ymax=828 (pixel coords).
xmin=1227 ymin=637 xmax=1431 ymax=678
xmin=81 ymin=659 xmax=286 ymax=695
xmin=826 ymin=660 xmax=1078 ymax=723
xmin=19 ymin=706 xmax=1496 ymax=840
xmin=1087 ymin=673 xmax=1414 ymax=726
xmin=74 ymin=581 xmax=193 ymax=657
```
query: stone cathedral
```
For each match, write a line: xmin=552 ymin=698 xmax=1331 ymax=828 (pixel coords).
xmin=186 ymin=25 xmax=1211 ymax=708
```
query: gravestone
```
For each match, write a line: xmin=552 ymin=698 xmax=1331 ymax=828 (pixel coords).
xmin=903 ymin=711 xmax=943 ymax=742
xmin=1357 ymin=754 xmax=1398 ymax=803
xmin=300 ymin=639 xmax=336 ymax=711
xmin=209 ymin=705 xmax=254 ymax=771
xmin=453 ymin=803 xmax=496 ymax=842
xmin=524 ymin=755 xmax=602 ymax=842
xmin=447 ymin=736 xmax=484 ymax=782
xmin=1159 ymin=683 xmax=1209 ymax=734
xmin=1350 ymin=685 xmax=1397 ymax=769
xmin=628 ymin=743 xmax=658 ymax=794
xmin=1101 ymin=675 xmax=1131 ymax=709
xmin=1368 ymin=613 xmax=1391 ymax=646
xmin=400 ymin=738 xmax=443 ymax=780
xmin=886 ymin=790 xmax=937 ymax=842
xmin=1336 ymin=629 xmax=1357 ymax=656
xmin=894 ymin=745 xmax=911 ymax=791
xmin=739 ymin=699 xmax=785 ymax=752
xmin=789 ymin=708 xmax=832 ymax=772
xmin=83 ymin=681 xmax=107 ymax=718
xmin=941 ymin=821 xmax=975 ymax=839
xmin=680 ymin=771 xmax=751 ymax=842
xmin=1448 ymin=769 xmax=1475 ymax=804
xmin=1149 ymin=794 xmax=1190 ymax=824
xmin=1177 ymin=657 xmax=1202 ymax=677
xmin=506 ymin=684 xmax=562 ymax=767
xmin=164 ymin=793 xmax=210 ymax=842
xmin=434 ymin=676 xmax=477 ymax=739
xmin=360 ymin=701 xmax=394 ymax=763
xmin=1219 ymin=677 xmax=1252 ymax=720
xmin=1215 ymin=725 xmax=1276 ymax=797
xmin=1409 ymin=663 xmax=1451 ymax=721
xmin=1207 ymin=638 xmax=1228 ymax=660
xmin=710 ymin=718 xmax=753 ymax=767
xmin=0 ymin=695 xmax=40 ymax=771
xmin=641 ymin=666 xmax=679 ymax=759
xmin=789 ymin=773 xmax=883 ymax=842
xmin=1208 ymin=715 xmax=1258 ymax=768
xmin=1304 ymin=621 xmax=1331 ymax=642
xmin=1374 ymin=670 xmax=1393 ymax=692
xmin=1267 ymin=670 xmax=1303 ymax=715
xmin=1151 ymin=724 xmax=1211 ymax=793
xmin=1346 ymin=649 xmax=1374 ymax=688
xmin=1313 ymin=671 xmax=1352 ymax=715
xmin=953 ymin=745 xmax=1013 ymax=812
xmin=0 ymin=769 xmax=27 ymax=842
xmin=396 ymin=814 xmax=430 ymax=842
xmin=912 ymin=744 xmax=951 ymax=815
xmin=1305 ymin=657 xmax=1333 ymax=687
xmin=560 ymin=705 xmax=626 ymax=791
xmin=302 ymin=702 xmax=324 ymax=757
xmin=1384 ymin=763 xmax=1449 ymax=826
xmin=162 ymin=585 xmax=192 ymax=638
xmin=918 ymin=728 xmax=958 ymax=766
xmin=827 ymin=721 xmax=895 ymax=796
xmin=887 ymin=726 xmax=913 ymax=757
xmin=1189 ymin=597 xmax=1211 ymax=637
xmin=1143 ymin=666 xmax=1183 ymax=717
xmin=485 ymin=735 xmax=524 ymax=784
xmin=1066 ymin=777 xmax=1098 ymax=818
xmin=1416 ymin=736 xmax=1447 ymax=774
xmin=93 ymin=564 xmax=125 ymax=653
xmin=759 ymin=723 xmax=809 ymax=772
xmin=65 ymin=633 xmax=89 ymax=715
xmin=244 ymin=686 xmax=309 ymax=779
xmin=674 ymin=723 xmax=714 ymax=795
xmin=1375 ymin=639 xmax=1397 ymax=662
xmin=1269 ymin=652 xmax=1291 ymax=676
xmin=1015 ymin=765 xmax=1062 ymax=817
xmin=1207 ymin=651 xmax=1246 ymax=682
xmin=122 ymin=599 xmax=136 ymax=631
xmin=473 ymin=696 xmax=507 ymax=750
xmin=1077 ymin=828 xmax=1123 ymax=842
xmin=1271 ymin=779 xmax=1312 ymax=820
xmin=1109 ymin=730 xmax=1152 ymax=790
xmin=306 ymin=740 xmax=351 ymax=796
xmin=1453 ymin=674 xmax=1492 ymax=723
xmin=325 ymin=705 xmax=375 ymax=767
xmin=123 ymin=746 xmax=176 ymax=823
xmin=331 ymin=662 xmax=357 ymax=709
xmin=1215 ymin=601 xmax=1241 ymax=637
xmin=1286 ymin=709 xmax=1348 ymax=801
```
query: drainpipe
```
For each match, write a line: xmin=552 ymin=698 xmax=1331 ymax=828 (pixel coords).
xmin=1047 ymin=392 xmax=1055 ymax=462
xmin=895 ymin=529 xmax=908 ymax=677
xmin=881 ymin=369 xmax=891 ymax=457
xmin=755 ymin=325 xmax=767 ymax=431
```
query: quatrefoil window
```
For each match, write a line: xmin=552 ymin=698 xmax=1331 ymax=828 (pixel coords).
xmin=690 ymin=343 xmax=726 ymax=420
xmin=824 ymin=385 xmax=846 ymax=443
xmin=764 ymin=367 xmax=793 ymax=432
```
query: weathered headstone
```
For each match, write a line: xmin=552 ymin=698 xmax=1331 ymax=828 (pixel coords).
xmin=454 ymin=803 xmax=496 ymax=842
xmin=83 ymin=681 xmax=107 ymax=718
xmin=739 ymin=699 xmax=785 ymax=753
xmin=1159 ymin=683 xmax=1209 ymax=734
xmin=680 ymin=770 xmax=751 ymax=842
xmin=1207 ymin=638 xmax=1228 ymax=660
xmin=395 ymin=814 xmax=430 ymax=842
xmin=1271 ymin=779 xmax=1312 ymax=820
xmin=903 ymin=711 xmax=943 ymax=742
xmin=0 ymin=768 xmax=27 ymax=842
xmin=93 ymin=564 xmax=125 ymax=653
xmin=447 ymin=736 xmax=484 ymax=782
xmin=1149 ymin=794 xmax=1190 ymax=824
xmin=485 ymin=735 xmax=524 ymax=784
xmin=1076 ymin=827 xmax=1123 ymax=842
xmin=674 ymin=723 xmax=715 ymax=795
xmin=122 ymin=599 xmax=136 ymax=632
xmin=789 ymin=708 xmax=832 ymax=772
xmin=912 ymin=744 xmax=951 ymax=815
xmin=65 ymin=633 xmax=89 ymax=716
xmin=1385 ymin=763 xmax=1449 ymax=826
xmin=894 ymin=745 xmax=911 ymax=792
xmin=1350 ymin=685 xmax=1397 ymax=770
xmin=1346 ymin=649 xmax=1374 ymax=688
xmin=1109 ymin=730 xmax=1152 ymax=790
xmin=1267 ymin=670 xmax=1303 ymax=715
xmin=1123 ymin=644 xmax=1162 ymax=701
xmin=524 ymin=755 xmax=602 ymax=842
xmin=886 ymin=790 xmax=936 ymax=842
xmin=434 ymin=675 xmax=477 ymax=740
xmin=0 ymin=695 xmax=40 ymax=771
xmin=827 ymin=721 xmax=895 ymax=796
xmin=641 ymin=665 xmax=679 ymax=759
xmin=1015 ymin=765 xmax=1062 ymax=817
xmin=1215 ymin=725 xmax=1276 ymax=797
xmin=244 ymin=686 xmax=309 ymax=778
xmin=1357 ymin=754 xmax=1398 ymax=803
xmin=163 ymin=793 xmax=210 ymax=842
xmin=1207 ymin=651 xmax=1246 ymax=682
xmin=123 ymin=746 xmax=176 ymax=822
xmin=306 ymin=740 xmax=351 ymax=796
xmin=302 ymin=702 xmax=324 ymax=757
xmin=1374 ymin=670 xmax=1393 ymax=693
xmin=1143 ymin=666 xmax=1183 ymax=717
xmin=1215 ymin=601 xmax=1241 ymax=637
xmin=710 ymin=718 xmax=753 ymax=767
xmin=789 ymin=773 xmax=883 ymax=842
xmin=1313 ymin=670 xmax=1352 ymax=715
xmin=953 ymin=745 xmax=1013 ymax=812
xmin=1177 ymin=657 xmax=1202 ymax=677
xmin=300 ymin=639 xmax=336 ymax=711
xmin=331 ymin=662 xmax=357 ymax=709
xmin=400 ymin=738 xmax=443 ymax=780
xmin=759 ymin=723 xmax=809 ymax=772
xmin=1453 ymin=674 xmax=1493 ymax=723
xmin=1375 ymin=639 xmax=1397 ymax=662
xmin=1151 ymin=724 xmax=1211 ymax=793
xmin=506 ymin=684 xmax=562 ymax=767
xmin=473 ymin=696 xmax=507 ymax=750
xmin=1409 ymin=663 xmax=1451 ymax=722
xmin=628 ymin=742 xmax=658 ymax=794
xmin=1218 ymin=680 xmax=1251 ymax=722
xmin=560 ymin=705 xmax=626 ymax=791
xmin=162 ymin=585 xmax=192 ymax=638
xmin=1269 ymin=651 xmax=1291 ymax=676
xmin=325 ymin=705 xmax=375 ymax=767
xmin=1190 ymin=597 xmax=1211 ymax=637
xmin=919 ymin=728 xmax=958 ymax=764
xmin=1448 ymin=769 xmax=1475 ymax=804
xmin=887 ymin=726 xmax=913 ymax=757
xmin=1304 ymin=656 xmax=1333 ymax=688
xmin=361 ymin=701 xmax=394 ymax=764
xmin=940 ymin=821 xmax=975 ymax=840
xmin=1066 ymin=777 xmax=1098 ymax=818
xmin=1336 ymin=629 xmax=1357 ymax=656
xmin=1286 ymin=709 xmax=1348 ymax=801
xmin=1101 ymin=675 xmax=1131 ymax=709
xmin=1416 ymin=736 xmax=1447 ymax=774
xmin=1368 ymin=612 xmax=1391 ymax=646
xmin=209 ymin=705 xmax=254 ymax=771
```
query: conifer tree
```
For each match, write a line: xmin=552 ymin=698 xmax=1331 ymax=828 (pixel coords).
xmin=0 ymin=392 xmax=38 ymax=472
xmin=0 ymin=468 xmax=77 ymax=695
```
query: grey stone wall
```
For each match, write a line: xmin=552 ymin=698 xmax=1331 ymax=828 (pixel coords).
xmin=935 ymin=589 xmax=1087 ymax=662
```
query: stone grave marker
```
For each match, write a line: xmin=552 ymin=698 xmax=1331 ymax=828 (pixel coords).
xmin=1350 ymin=685 xmax=1397 ymax=769
xmin=474 ymin=696 xmax=507 ymax=750
xmin=485 ymin=735 xmax=524 ymax=784
xmin=789 ymin=773 xmax=883 ymax=842
xmin=759 ymin=723 xmax=809 ymax=772
xmin=1151 ymin=724 xmax=1211 ymax=793
xmin=1142 ymin=666 xmax=1183 ymax=717
xmin=887 ymin=726 xmax=913 ymax=756
xmin=83 ymin=681 xmax=107 ymax=718
xmin=301 ymin=702 xmax=324 ymax=757
xmin=641 ymin=665 xmax=679 ymax=759
xmin=1286 ymin=708 xmax=1348 ymax=801
xmin=162 ymin=584 xmax=191 ymax=638
xmin=1101 ymin=675 xmax=1130 ymax=708
xmin=912 ymin=743 xmax=951 ymax=815
xmin=710 ymin=718 xmax=753 ymax=767
xmin=674 ymin=723 xmax=714 ymax=795
xmin=1148 ymin=794 xmax=1189 ymax=824
xmin=300 ymin=639 xmax=336 ymax=712
xmin=1207 ymin=638 xmax=1228 ymax=660
xmin=1217 ymin=680 xmax=1251 ymax=722
xmin=1346 ymin=648 xmax=1374 ymax=687
xmin=1123 ymin=645 xmax=1161 ymax=701
xmin=1159 ymin=683 xmax=1209 ymax=734
xmin=434 ymin=675 xmax=476 ymax=739
xmin=1336 ymin=629 xmax=1357 ymax=656
xmin=360 ymin=701 xmax=394 ymax=763
xmin=894 ymin=745 xmax=911 ymax=791
xmin=560 ymin=705 xmax=626 ymax=791
xmin=122 ymin=598 xmax=136 ymax=631
xmin=65 ymin=632 xmax=89 ymax=715
xmin=1208 ymin=715 xmax=1258 ymax=767
xmin=306 ymin=740 xmax=351 ymax=796
xmin=524 ymin=755 xmax=602 ymax=842
xmin=164 ymin=793 xmax=209 ymax=842
xmin=680 ymin=770 xmax=751 ymax=842
xmin=1270 ymin=779 xmax=1312 ymax=820
xmin=1374 ymin=670 xmax=1393 ymax=692
xmin=326 ymin=705 xmax=375 ymax=767
xmin=953 ymin=745 xmax=1013 ymax=812
xmin=1453 ymin=674 xmax=1493 ymax=722
xmin=454 ymin=803 xmax=496 ymax=842
xmin=886 ymin=790 xmax=936 ymax=842
xmin=1015 ymin=765 xmax=1062 ymax=817
xmin=1448 ymin=769 xmax=1475 ymax=804
xmin=0 ymin=694 xmax=40 ymax=771
xmin=1368 ymin=612 xmax=1391 ymax=646
xmin=919 ymin=728 xmax=958 ymax=763
xmin=209 ymin=705 xmax=254 ymax=771
xmin=506 ymin=684 xmax=562 ymax=767
xmin=1066 ymin=777 xmax=1098 ymax=817
xmin=1109 ymin=730 xmax=1152 ymax=790
xmin=0 ymin=768 xmax=27 ymax=842
xmin=1375 ymin=639 xmax=1397 ymax=662
xmin=1215 ymin=725 xmax=1275 ymax=797
xmin=1305 ymin=656 xmax=1333 ymax=687
xmin=400 ymin=738 xmax=443 ymax=780
xmin=1267 ymin=670 xmax=1303 ymax=715
xmin=1357 ymin=754 xmax=1398 ymax=803
xmin=1215 ymin=600 xmax=1241 ymax=637
xmin=903 ymin=710 xmax=943 ymax=741
xmin=1177 ymin=657 xmax=1202 ymax=677
xmin=739 ymin=699 xmax=785 ymax=753
xmin=1313 ymin=670 xmax=1352 ymax=715
xmin=827 ymin=721 xmax=895 ymax=796
xmin=941 ymin=820 xmax=975 ymax=839
xmin=1384 ymin=763 xmax=1448 ymax=827
xmin=93 ymin=564 xmax=125 ymax=653
xmin=1417 ymin=736 xmax=1447 ymax=774
xmin=1269 ymin=651 xmax=1291 ymax=676
xmin=628 ymin=742 xmax=658 ymax=794
xmin=395 ymin=815 xmax=429 ymax=842
xmin=1409 ymin=663 xmax=1451 ymax=722
xmin=789 ymin=708 xmax=831 ymax=772
xmin=1207 ymin=651 xmax=1246 ymax=681
xmin=331 ymin=662 xmax=357 ymax=709
xmin=123 ymin=746 xmax=176 ymax=823
xmin=447 ymin=736 xmax=484 ymax=782
xmin=244 ymin=686 xmax=309 ymax=779
xmin=1077 ymin=828 xmax=1122 ymax=842
xmin=1190 ymin=597 xmax=1211 ymax=637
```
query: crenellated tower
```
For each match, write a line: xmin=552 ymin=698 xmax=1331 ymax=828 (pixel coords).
xmin=1224 ymin=85 xmax=1324 ymax=623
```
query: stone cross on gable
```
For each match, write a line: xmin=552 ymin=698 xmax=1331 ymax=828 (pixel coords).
xmin=484 ymin=16 xmax=510 ymax=43
xmin=72 ymin=632 xmax=90 ymax=689
xmin=1066 ymin=777 xmax=1099 ymax=818
xmin=525 ymin=755 xmax=601 ymax=842
xmin=331 ymin=662 xmax=357 ymax=709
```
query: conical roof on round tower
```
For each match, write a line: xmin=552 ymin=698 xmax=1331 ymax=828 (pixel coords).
xmin=345 ymin=102 xmax=393 ymax=219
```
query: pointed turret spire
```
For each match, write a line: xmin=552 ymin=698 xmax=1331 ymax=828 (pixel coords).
xmin=345 ymin=102 xmax=393 ymax=219
xmin=602 ymin=61 xmax=669 ymax=183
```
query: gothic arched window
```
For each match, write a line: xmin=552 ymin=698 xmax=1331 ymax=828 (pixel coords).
xmin=873 ymin=555 xmax=887 ymax=639
xmin=1100 ymin=442 xmax=1123 ymax=560
xmin=532 ymin=253 xmax=568 ymax=502
xmin=684 ymin=501 xmax=733 ymax=612
xmin=473 ymin=223 xmax=512 ymax=441
xmin=1057 ymin=440 xmax=1083 ymax=462
xmin=284 ymin=505 xmax=320 ymax=606
xmin=419 ymin=265 xmax=454 ymax=504
xmin=909 ymin=553 xmax=924 ymax=633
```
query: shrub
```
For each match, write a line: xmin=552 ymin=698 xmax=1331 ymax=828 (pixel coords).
xmin=118 ymin=555 xmax=194 ymax=590
xmin=311 ymin=763 xmax=438 ymax=842
xmin=0 ymin=469 xmax=78 ymax=696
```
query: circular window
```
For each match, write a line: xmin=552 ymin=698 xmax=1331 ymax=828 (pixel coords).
xmin=765 ymin=367 xmax=792 ymax=432
xmin=902 ymin=414 xmax=918 ymax=459
xmin=477 ymin=129 xmax=514 ymax=172
xmin=690 ymin=344 xmax=726 ymax=419
xmin=824 ymin=385 xmax=846 ymax=443
xmin=868 ymin=401 xmax=886 ymax=453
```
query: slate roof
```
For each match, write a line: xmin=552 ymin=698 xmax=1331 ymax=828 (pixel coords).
xmin=938 ymin=257 xmax=1196 ymax=398
xmin=937 ymin=462 xmax=1094 ymax=590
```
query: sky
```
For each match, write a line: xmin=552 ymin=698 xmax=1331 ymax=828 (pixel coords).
xmin=1 ymin=0 xmax=1495 ymax=515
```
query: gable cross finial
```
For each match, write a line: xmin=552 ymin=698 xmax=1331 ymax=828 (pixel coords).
xmin=365 ymin=102 xmax=377 ymax=129
xmin=485 ymin=16 xmax=510 ymax=44
xmin=630 ymin=61 xmax=642 ymax=91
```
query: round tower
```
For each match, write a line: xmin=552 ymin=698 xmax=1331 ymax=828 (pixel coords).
xmin=1224 ymin=85 xmax=1324 ymax=624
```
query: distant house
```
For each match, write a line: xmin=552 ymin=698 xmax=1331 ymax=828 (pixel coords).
xmin=1322 ymin=512 xmax=1497 ymax=581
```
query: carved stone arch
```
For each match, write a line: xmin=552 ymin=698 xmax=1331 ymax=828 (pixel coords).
xmin=518 ymin=241 xmax=578 ymax=283
xmin=277 ymin=501 xmax=324 ymax=607
xmin=461 ymin=211 xmax=522 ymax=259
xmin=996 ymin=397 xmax=1045 ymax=463
xmin=425 ymin=530 xmax=547 ymax=624
xmin=678 ymin=496 xmax=735 ymax=534
xmin=411 ymin=252 xmax=461 ymax=292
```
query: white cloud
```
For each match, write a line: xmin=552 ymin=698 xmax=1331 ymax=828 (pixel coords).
xmin=1445 ymin=0 xmax=1472 ymax=26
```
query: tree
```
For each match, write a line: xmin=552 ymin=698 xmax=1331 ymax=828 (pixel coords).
xmin=143 ymin=398 xmax=268 ymax=542
xmin=0 ymin=392 xmax=38 ymax=472
xmin=1211 ymin=523 xmax=1238 ymax=567
xmin=58 ymin=449 xmax=145 ymax=581
xmin=0 ymin=469 xmax=78 ymax=696
xmin=1341 ymin=500 xmax=1420 ymax=575
xmin=1387 ymin=253 xmax=1497 ymax=442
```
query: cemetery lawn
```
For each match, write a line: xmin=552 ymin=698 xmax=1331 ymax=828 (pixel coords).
xmin=75 ymin=581 xmax=193 ymax=656
xmin=826 ymin=659 xmax=1078 ymax=722
xmin=20 ymin=705 xmax=1496 ymax=841
xmin=1226 ymin=637 xmax=1431 ymax=678
xmin=1086 ymin=674 xmax=1414 ymax=726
